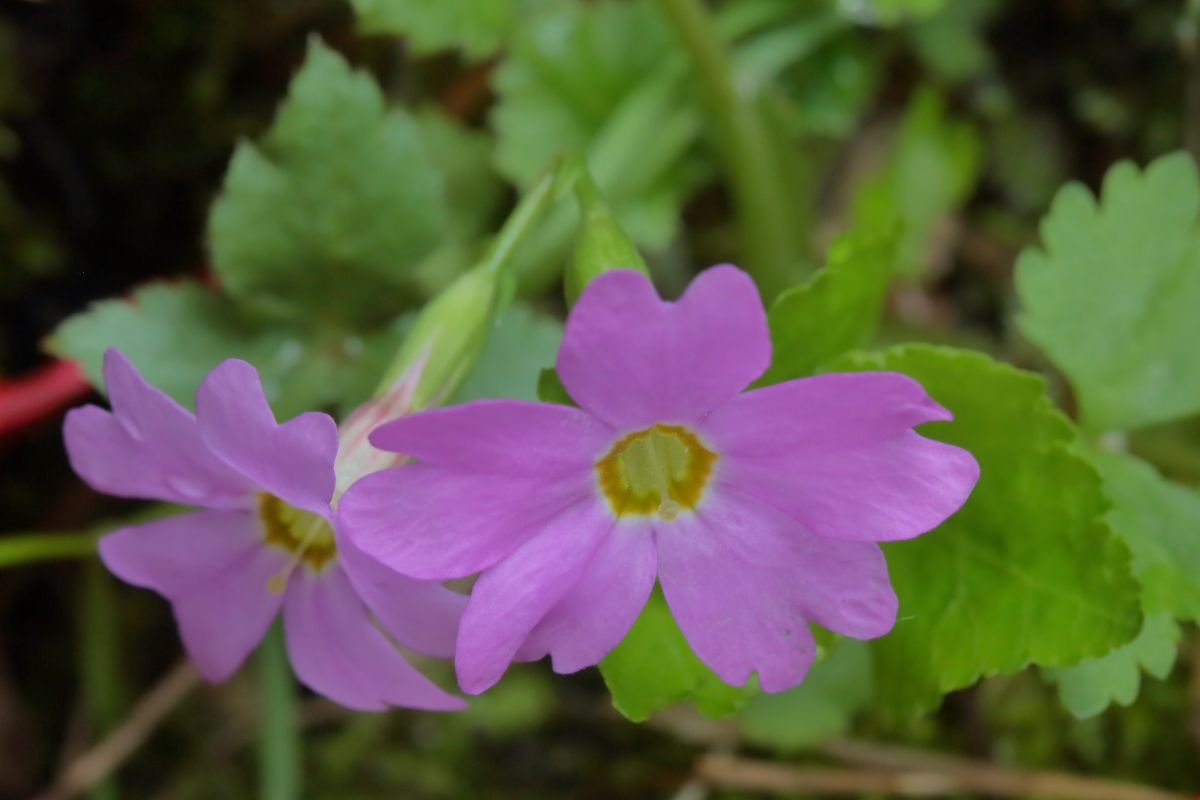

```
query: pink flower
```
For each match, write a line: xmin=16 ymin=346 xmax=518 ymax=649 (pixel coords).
xmin=64 ymin=351 xmax=466 ymax=711
xmin=340 ymin=267 xmax=979 ymax=695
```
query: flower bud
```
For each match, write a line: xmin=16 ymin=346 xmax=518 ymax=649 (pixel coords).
xmin=566 ymin=169 xmax=648 ymax=306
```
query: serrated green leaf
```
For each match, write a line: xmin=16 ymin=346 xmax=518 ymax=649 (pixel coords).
xmin=600 ymin=587 xmax=755 ymax=722
xmin=450 ymin=304 xmax=562 ymax=403
xmin=739 ymin=640 xmax=871 ymax=750
xmin=208 ymin=39 xmax=445 ymax=324
xmin=854 ymin=87 xmax=981 ymax=279
xmin=1041 ymin=448 xmax=1200 ymax=717
xmin=1089 ymin=448 xmax=1200 ymax=620
xmin=825 ymin=345 xmax=1141 ymax=716
xmin=1046 ymin=613 xmax=1179 ymax=719
xmin=1016 ymin=151 xmax=1200 ymax=432
xmin=46 ymin=281 xmax=409 ymax=419
xmin=350 ymin=0 xmax=516 ymax=59
xmin=759 ymin=226 xmax=897 ymax=383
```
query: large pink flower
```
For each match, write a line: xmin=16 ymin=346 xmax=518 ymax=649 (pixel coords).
xmin=339 ymin=267 xmax=980 ymax=695
xmin=64 ymin=350 xmax=465 ymax=711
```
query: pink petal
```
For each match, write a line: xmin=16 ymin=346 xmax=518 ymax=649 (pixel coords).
xmin=63 ymin=351 xmax=255 ymax=509
xmin=516 ymin=523 xmax=657 ymax=674
xmin=556 ymin=266 xmax=771 ymax=428
xmin=454 ymin=500 xmax=615 ymax=694
xmin=336 ymin=528 xmax=466 ymax=659
xmin=369 ymin=399 xmax=612 ymax=479
xmin=195 ymin=359 xmax=338 ymax=517
xmin=99 ymin=510 xmax=286 ymax=682
xmin=657 ymin=486 xmax=897 ymax=692
xmin=282 ymin=566 xmax=465 ymax=712
xmin=702 ymin=372 xmax=979 ymax=542
xmin=338 ymin=464 xmax=594 ymax=581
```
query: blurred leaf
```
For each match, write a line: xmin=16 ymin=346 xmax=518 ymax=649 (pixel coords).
xmin=47 ymin=281 xmax=409 ymax=419
xmin=415 ymin=108 xmax=505 ymax=247
xmin=1089 ymin=448 xmax=1200 ymax=621
xmin=1048 ymin=447 xmax=1200 ymax=716
xmin=350 ymin=0 xmax=517 ymax=59
xmin=1047 ymin=613 xmax=1179 ymax=719
xmin=907 ymin=0 xmax=997 ymax=81
xmin=740 ymin=640 xmax=872 ymax=750
xmin=491 ymin=0 xmax=701 ymax=282
xmin=450 ymin=304 xmax=562 ymax=403
xmin=208 ymin=38 xmax=445 ymax=324
xmin=837 ymin=0 xmax=947 ymax=26
xmin=777 ymin=36 xmax=881 ymax=138
xmin=854 ymin=87 xmax=981 ymax=279
xmin=759 ymin=225 xmax=897 ymax=384
xmin=600 ymin=587 xmax=755 ymax=722
xmin=461 ymin=668 xmax=555 ymax=736
xmin=828 ymin=345 xmax=1142 ymax=716
xmin=1016 ymin=152 xmax=1200 ymax=432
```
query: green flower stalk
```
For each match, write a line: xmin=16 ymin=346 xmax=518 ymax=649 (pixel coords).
xmin=376 ymin=168 xmax=559 ymax=408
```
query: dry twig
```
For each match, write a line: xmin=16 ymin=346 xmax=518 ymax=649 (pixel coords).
xmin=35 ymin=661 xmax=200 ymax=800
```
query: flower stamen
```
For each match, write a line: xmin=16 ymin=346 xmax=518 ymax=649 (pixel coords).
xmin=595 ymin=424 xmax=717 ymax=519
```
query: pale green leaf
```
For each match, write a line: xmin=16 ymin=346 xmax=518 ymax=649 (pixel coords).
xmin=1046 ymin=613 xmax=1179 ymax=719
xmin=759 ymin=225 xmax=897 ymax=383
xmin=740 ymin=640 xmax=872 ymax=750
xmin=208 ymin=39 xmax=445 ymax=324
xmin=46 ymin=281 xmax=408 ymax=419
xmin=1016 ymin=151 xmax=1200 ymax=432
xmin=600 ymin=587 xmax=755 ymax=722
xmin=827 ymin=345 xmax=1142 ymax=716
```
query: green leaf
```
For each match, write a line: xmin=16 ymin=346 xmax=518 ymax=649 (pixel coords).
xmin=1046 ymin=613 xmax=1179 ymax=719
xmin=46 ymin=281 xmax=409 ymax=419
xmin=1089 ymin=448 xmax=1200 ymax=621
xmin=838 ymin=0 xmax=947 ymax=26
xmin=600 ymin=587 xmax=755 ymax=722
xmin=826 ymin=345 xmax=1141 ymax=716
xmin=450 ymin=304 xmax=563 ymax=403
xmin=350 ymin=0 xmax=517 ymax=59
xmin=739 ymin=640 xmax=872 ymax=750
xmin=853 ymin=87 xmax=981 ymax=279
xmin=759 ymin=225 xmax=897 ymax=384
xmin=1016 ymin=151 xmax=1200 ymax=432
xmin=536 ymin=368 xmax=573 ymax=406
xmin=208 ymin=39 xmax=445 ymax=325
xmin=491 ymin=0 xmax=701 ymax=287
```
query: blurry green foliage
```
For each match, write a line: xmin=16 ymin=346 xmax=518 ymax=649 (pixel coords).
xmin=209 ymin=39 xmax=446 ymax=324
xmin=854 ymin=87 xmax=981 ymax=279
xmin=1017 ymin=152 xmax=1200 ymax=433
xmin=46 ymin=281 xmax=411 ymax=418
xmin=351 ymin=0 xmax=522 ymax=59
xmin=740 ymin=639 xmax=872 ymax=750
xmin=830 ymin=346 xmax=1142 ymax=716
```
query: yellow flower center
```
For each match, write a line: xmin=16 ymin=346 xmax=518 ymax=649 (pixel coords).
xmin=595 ymin=424 xmax=717 ymax=520
xmin=258 ymin=494 xmax=337 ymax=593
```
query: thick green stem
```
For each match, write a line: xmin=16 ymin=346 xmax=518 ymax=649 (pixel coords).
xmin=655 ymin=0 xmax=807 ymax=302
xmin=258 ymin=625 xmax=300 ymax=800
xmin=0 ymin=530 xmax=99 ymax=568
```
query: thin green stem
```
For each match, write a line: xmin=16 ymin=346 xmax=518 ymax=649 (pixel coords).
xmin=0 ymin=530 xmax=99 ymax=568
xmin=258 ymin=624 xmax=300 ymax=800
xmin=477 ymin=167 xmax=561 ymax=278
xmin=655 ymin=0 xmax=807 ymax=301
xmin=81 ymin=562 xmax=124 ymax=800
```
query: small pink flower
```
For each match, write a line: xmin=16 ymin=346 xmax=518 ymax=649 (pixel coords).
xmin=340 ymin=267 xmax=979 ymax=695
xmin=64 ymin=350 xmax=465 ymax=711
